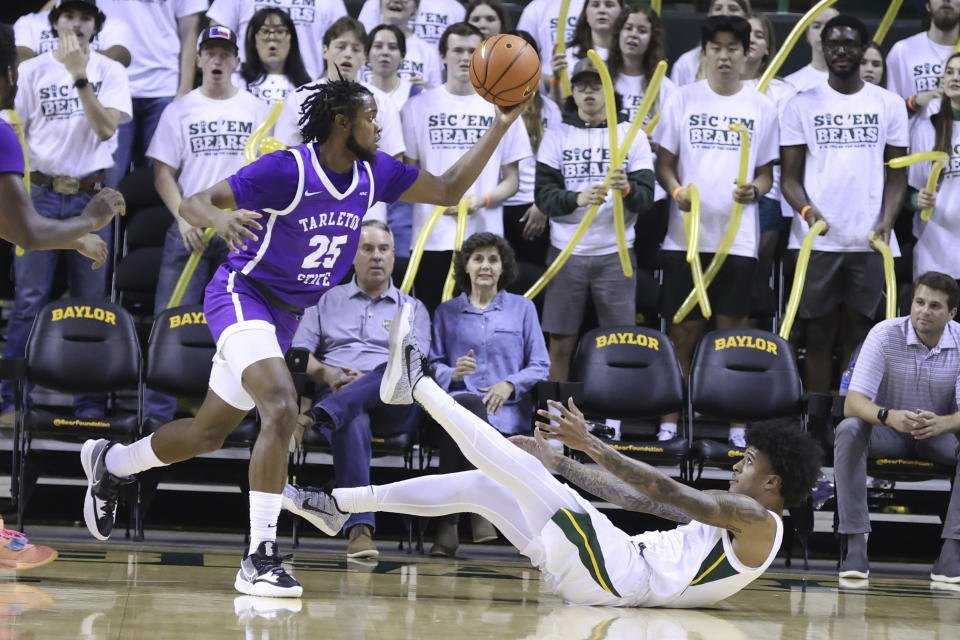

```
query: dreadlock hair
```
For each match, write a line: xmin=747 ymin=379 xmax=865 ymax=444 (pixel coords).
xmin=746 ymin=418 xmax=823 ymax=508
xmin=298 ymin=79 xmax=373 ymax=145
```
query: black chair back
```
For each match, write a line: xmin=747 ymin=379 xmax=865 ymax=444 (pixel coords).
xmin=690 ymin=329 xmax=802 ymax=421
xmin=146 ymin=304 xmax=214 ymax=398
xmin=26 ymin=299 xmax=140 ymax=393
xmin=571 ymin=326 xmax=683 ymax=419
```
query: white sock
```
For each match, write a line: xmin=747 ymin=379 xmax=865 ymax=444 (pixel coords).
xmin=104 ymin=435 xmax=166 ymax=477
xmin=248 ymin=491 xmax=282 ymax=556
xmin=658 ymin=422 xmax=677 ymax=436
xmin=332 ymin=486 xmax=374 ymax=514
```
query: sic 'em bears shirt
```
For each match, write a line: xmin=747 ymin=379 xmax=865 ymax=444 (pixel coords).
xmin=146 ymin=88 xmax=269 ymax=198
xmin=535 ymin=111 xmax=655 ymax=256
xmin=655 ymin=80 xmax=779 ymax=259
xmin=886 ymin=32 xmax=953 ymax=101
xmin=401 ymin=86 xmax=531 ymax=251
xmin=15 ymin=50 xmax=132 ymax=176
xmin=781 ymin=81 xmax=908 ymax=253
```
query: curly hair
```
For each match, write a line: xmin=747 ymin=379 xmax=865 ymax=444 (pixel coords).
xmin=298 ymin=79 xmax=373 ymax=145
xmin=607 ymin=4 xmax=665 ymax=88
xmin=746 ymin=418 xmax=823 ymax=508
xmin=453 ymin=232 xmax=518 ymax=295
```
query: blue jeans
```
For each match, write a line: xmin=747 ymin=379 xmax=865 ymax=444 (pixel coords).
xmin=106 ymin=96 xmax=173 ymax=188
xmin=314 ymin=364 xmax=422 ymax=532
xmin=0 ymin=185 xmax=112 ymax=415
xmin=144 ymin=222 xmax=229 ymax=420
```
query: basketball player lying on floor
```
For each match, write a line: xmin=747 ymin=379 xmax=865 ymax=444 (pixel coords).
xmin=284 ymin=304 xmax=824 ymax=608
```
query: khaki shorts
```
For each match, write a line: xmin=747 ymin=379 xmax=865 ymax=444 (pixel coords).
xmin=541 ymin=248 xmax=637 ymax=335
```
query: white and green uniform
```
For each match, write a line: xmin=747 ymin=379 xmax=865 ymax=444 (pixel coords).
xmin=335 ymin=377 xmax=783 ymax=609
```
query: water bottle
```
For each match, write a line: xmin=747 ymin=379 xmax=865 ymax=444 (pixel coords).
xmin=838 ymin=359 xmax=855 ymax=396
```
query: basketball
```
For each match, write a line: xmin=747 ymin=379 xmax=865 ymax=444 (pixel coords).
xmin=470 ymin=34 xmax=541 ymax=107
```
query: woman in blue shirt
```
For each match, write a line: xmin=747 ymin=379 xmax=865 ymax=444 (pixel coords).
xmin=427 ymin=232 xmax=550 ymax=555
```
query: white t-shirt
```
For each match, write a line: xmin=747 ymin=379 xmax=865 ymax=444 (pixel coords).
xmin=357 ymin=0 xmax=465 ymax=47
xmin=505 ymin=95 xmax=562 ymax=206
xmin=15 ymin=51 xmax=132 ymax=176
xmin=206 ymin=0 xmax=347 ymax=80
xmin=517 ymin=0 xmax=584 ymax=74
xmin=97 ymin=0 xmax=208 ymax=98
xmin=13 ymin=11 xmax=134 ymax=59
xmin=538 ymin=117 xmax=654 ymax=255
xmin=886 ymin=32 xmax=953 ymax=101
xmin=358 ymin=34 xmax=442 ymax=88
xmin=616 ymin=72 xmax=677 ymax=201
xmin=744 ymin=77 xmax=796 ymax=204
xmin=670 ymin=47 xmax=700 ymax=87
xmin=146 ymin=88 xmax=268 ymax=199
xmin=784 ymin=63 xmax=827 ymax=93
xmin=655 ymin=80 xmax=779 ymax=258
xmin=780 ymin=82 xmax=909 ymax=253
xmin=401 ymin=86 xmax=531 ymax=250
xmin=233 ymin=72 xmax=297 ymax=106
xmin=908 ymin=113 xmax=960 ymax=278
xmin=366 ymin=77 xmax=420 ymax=114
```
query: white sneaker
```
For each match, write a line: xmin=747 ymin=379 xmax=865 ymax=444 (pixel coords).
xmin=281 ymin=484 xmax=349 ymax=536
xmin=380 ymin=303 xmax=424 ymax=405
xmin=234 ymin=541 xmax=302 ymax=598
xmin=656 ymin=429 xmax=676 ymax=442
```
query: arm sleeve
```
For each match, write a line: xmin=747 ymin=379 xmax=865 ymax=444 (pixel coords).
xmin=291 ymin=305 xmax=321 ymax=352
xmin=427 ymin=307 xmax=455 ymax=391
xmin=13 ymin=15 xmax=38 ymax=51
xmin=847 ymin=325 xmax=887 ymax=401
xmin=535 ymin=161 xmax=579 ymax=217
xmin=503 ymin=299 xmax=551 ymax=396
xmin=226 ymin=150 xmax=300 ymax=212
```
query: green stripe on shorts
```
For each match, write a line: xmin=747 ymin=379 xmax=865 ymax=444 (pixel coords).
xmin=551 ymin=508 xmax=622 ymax=598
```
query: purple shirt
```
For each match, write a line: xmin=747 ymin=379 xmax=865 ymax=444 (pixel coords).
xmin=226 ymin=146 xmax=418 ymax=309
xmin=0 ymin=121 xmax=25 ymax=175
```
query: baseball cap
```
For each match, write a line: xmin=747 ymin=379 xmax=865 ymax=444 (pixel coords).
xmin=56 ymin=0 xmax=98 ymax=7
xmin=197 ymin=26 xmax=239 ymax=52
xmin=570 ymin=58 xmax=600 ymax=84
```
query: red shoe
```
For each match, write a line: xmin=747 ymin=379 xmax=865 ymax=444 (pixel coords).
xmin=0 ymin=517 xmax=58 ymax=570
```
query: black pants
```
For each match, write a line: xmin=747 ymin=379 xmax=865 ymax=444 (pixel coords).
xmin=503 ymin=203 xmax=550 ymax=267
xmin=413 ymin=250 xmax=454 ymax=315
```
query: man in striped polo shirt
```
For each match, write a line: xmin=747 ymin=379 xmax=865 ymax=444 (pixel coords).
xmin=837 ymin=271 xmax=960 ymax=584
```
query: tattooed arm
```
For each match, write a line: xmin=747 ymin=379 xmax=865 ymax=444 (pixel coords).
xmin=535 ymin=400 xmax=773 ymax=537
xmin=511 ymin=432 xmax=691 ymax=523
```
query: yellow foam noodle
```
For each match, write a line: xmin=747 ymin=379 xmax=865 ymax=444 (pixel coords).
xmin=244 ymin=101 xmax=284 ymax=164
xmin=869 ymin=231 xmax=898 ymax=320
xmin=588 ymin=50 xmax=632 ymax=278
xmin=887 ymin=151 xmax=949 ymax=221
xmin=779 ymin=219 xmax=828 ymax=340
xmin=643 ymin=110 xmax=661 ymax=136
xmin=556 ymin=0 xmax=573 ymax=97
xmin=673 ymin=184 xmax=710 ymax=322
xmin=5 ymin=110 xmax=29 ymax=195
xmin=955 ymin=37 xmax=960 ymax=54
xmin=651 ymin=0 xmax=661 ymax=15
xmin=873 ymin=0 xmax=904 ymax=45
xmin=401 ymin=205 xmax=447 ymax=294
xmin=166 ymin=228 xmax=217 ymax=309
xmin=758 ymin=0 xmax=840 ymax=93
xmin=672 ymin=124 xmax=750 ymax=323
xmin=441 ymin=198 xmax=470 ymax=302
xmin=523 ymin=61 xmax=667 ymax=299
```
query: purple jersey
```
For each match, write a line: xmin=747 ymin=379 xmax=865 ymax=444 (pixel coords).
xmin=0 ymin=120 xmax=26 ymax=176
xmin=226 ymin=145 xmax=418 ymax=309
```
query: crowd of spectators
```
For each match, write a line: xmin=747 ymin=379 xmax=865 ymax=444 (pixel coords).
xmin=3 ymin=0 xmax=960 ymax=579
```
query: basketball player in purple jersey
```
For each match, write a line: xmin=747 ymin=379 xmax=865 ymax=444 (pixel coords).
xmin=79 ymin=77 xmax=530 ymax=597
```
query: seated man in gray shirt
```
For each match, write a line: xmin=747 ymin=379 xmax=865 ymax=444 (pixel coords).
xmin=291 ymin=220 xmax=430 ymax=560
xmin=837 ymin=271 xmax=960 ymax=583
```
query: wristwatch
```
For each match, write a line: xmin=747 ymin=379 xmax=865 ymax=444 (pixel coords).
xmin=877 ymin=407 xmax=890 ymax=425
xmin=74 ymin=77 xmax=89 ymax=89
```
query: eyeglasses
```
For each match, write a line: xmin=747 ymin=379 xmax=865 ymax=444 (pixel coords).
xmin=256 ymin=27 xmax=291 ymax=39
xmin=572 ymin=80 xmax=602 ymax=91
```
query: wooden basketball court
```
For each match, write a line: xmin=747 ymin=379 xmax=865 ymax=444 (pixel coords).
xmin=3 ymin=533 xmax=958 ymax=639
